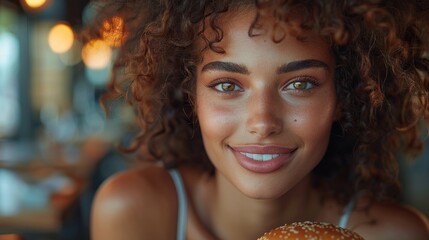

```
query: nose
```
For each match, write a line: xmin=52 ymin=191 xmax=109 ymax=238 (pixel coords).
xmin=246 ymin=90 xmax=283 ymax=138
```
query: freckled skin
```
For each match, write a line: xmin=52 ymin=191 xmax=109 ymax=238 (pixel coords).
xmin=196 ymin=9 xmax=337 ymax=199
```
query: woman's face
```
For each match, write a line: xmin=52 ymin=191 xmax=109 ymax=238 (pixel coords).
xmin=195 ymin=9 xmax=337 ymax=199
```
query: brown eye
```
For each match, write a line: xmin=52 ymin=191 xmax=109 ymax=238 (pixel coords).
xmin=284 ymin=78 xmax=317 ymax=92
xmin=222 ymin=83 xmax=235 ymax=91
xmin=212 ymin=82 xmax=242 ymax=92
xmin=292 ymin=82 xmax=307 ymax=90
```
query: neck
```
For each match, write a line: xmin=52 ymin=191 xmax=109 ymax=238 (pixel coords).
xmin=208 ymin=173 xmax=321 ymax=240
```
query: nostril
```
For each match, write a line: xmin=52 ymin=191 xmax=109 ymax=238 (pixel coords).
xmin=246 ymin=117 xmax=283 ymax=138
xmin=246 ymin=92 xmax=283 ymax=137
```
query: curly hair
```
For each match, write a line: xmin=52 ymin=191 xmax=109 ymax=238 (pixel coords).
xmin=84 ymin=0 xmax=429 ymax=204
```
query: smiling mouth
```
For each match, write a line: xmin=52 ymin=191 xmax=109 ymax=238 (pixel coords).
xmin=239 ymin=152 xmax=281 ymax=161
xmin=230 ymin=145 xmax=296 ymax=173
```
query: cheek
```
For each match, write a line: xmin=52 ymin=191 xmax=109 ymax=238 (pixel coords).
xmin=196 ymin=94 xmax=239 ymax=147
xmin=292 ymin=97 xmax=336 ymax=152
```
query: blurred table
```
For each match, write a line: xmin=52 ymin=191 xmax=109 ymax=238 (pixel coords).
xmin=0 ymin=207 xmax=59 ymax=234
xmin=0 ymin=139 xmax=107 ymax=236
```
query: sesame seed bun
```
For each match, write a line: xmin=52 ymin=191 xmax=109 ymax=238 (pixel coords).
xmin=258 ymin=221 xmax=364 ymax=240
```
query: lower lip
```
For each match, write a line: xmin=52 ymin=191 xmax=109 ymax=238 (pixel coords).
xmin=232 ymin=149 xmax=295 ymax=173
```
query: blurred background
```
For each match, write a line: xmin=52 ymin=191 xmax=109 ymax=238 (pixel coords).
xmin=0 ymin=0 xmax=136 ymax=239
xmin=0 ymin=0 xmax=428 ymax=239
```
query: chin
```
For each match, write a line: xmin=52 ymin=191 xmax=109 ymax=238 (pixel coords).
xmin=236 ymin=177 xmax=296 ymax=200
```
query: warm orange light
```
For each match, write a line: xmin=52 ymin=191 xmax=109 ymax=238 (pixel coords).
xmin=0 ymin=234 xmax=22 ymax=240
xmin=81 ymin=39 xmax=112 ymax=69
xmin=101 ymin=16 xmax=127 ymax=48
xmin=23 ymin=0 xmax=47 ymax=8
xmin=48 ymin=23 xmax=74 ymax=54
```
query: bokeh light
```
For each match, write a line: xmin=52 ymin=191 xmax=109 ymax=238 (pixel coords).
xmin=48 ymin=23 xmax=75 ymax=54
xmin=21 ymin=0 xmax=47 ymax=9
xmin=101 ymin=16 xmax=127 ymax=48
xmin=81 ymin=39 xmax=112 ymax=69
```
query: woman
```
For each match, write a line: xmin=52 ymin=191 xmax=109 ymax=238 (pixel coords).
xmin=89 ymin=0 xmax=429 ymax=239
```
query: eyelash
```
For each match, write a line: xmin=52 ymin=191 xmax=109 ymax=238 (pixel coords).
xmin=208 ymin=79 xmax=243 ymax=94
xmin=282 ymin=76 xmax=320 ymax=92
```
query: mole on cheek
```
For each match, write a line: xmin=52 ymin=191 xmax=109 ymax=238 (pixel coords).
xmin=294 ymin=119 xmax=297 ymax=122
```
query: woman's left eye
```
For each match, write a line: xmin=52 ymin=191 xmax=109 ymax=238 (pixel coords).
xmin=284 ymin=78 xmax=318 ymax=91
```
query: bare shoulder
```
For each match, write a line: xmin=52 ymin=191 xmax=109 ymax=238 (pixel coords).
xmin=91 ymin=165 xmax=178 ymax=240
xmin=351 ymin=199 xmax=429 ymax=240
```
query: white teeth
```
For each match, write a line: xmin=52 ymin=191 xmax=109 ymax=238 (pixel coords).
xmin=240 ymin=152 xmax=280 ymax=161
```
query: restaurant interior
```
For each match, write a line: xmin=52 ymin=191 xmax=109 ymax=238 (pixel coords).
xmin=0 ymin=0 xmax=137 ymax=239
xmin=0 ymin=0 xmax=428 ymax=239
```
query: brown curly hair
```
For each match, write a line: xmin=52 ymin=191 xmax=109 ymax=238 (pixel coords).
xmin=84 ymin=0 xmax=429 ymax=204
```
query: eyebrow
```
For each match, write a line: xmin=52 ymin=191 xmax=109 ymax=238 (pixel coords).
xmin=201 ymin=61 xmax=249 ymax=74
xmin=201 ymin=59 xmax=330 ymax=75
xmin=277 ymin=59 xmax=330 ymax=74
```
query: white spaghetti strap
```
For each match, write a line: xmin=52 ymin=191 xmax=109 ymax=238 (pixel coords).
xmin=168 ymin=169 xmax=187 ymax=240
xmin=338 ymin=196 xmax=357 ymax=228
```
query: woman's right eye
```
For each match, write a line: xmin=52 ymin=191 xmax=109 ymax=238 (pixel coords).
xmin=210 ymin=81 xmax=243 ymax=93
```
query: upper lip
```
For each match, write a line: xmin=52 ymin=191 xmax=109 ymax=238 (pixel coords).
xmin=229 ymin=145 xmax=297 ymax=154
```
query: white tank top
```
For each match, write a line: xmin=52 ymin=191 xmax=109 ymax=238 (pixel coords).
xmin=168 ymin=169 xmax=356 ymax=240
